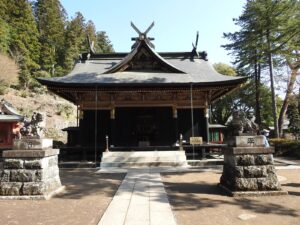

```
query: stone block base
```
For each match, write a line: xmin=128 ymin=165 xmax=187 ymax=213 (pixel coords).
xmin=0 ymin=149 xmax=62 ymax=199
xmin=227 ymin=135 xmax=265 ymax=147
xmin=220 ymin=145 xmax=285 ymax=194
xmin=0 ymin=186 xmax=65 ymax=200
xmin=218 ymin=184 xmax=288 ymax=197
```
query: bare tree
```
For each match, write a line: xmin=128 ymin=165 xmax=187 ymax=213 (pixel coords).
xmin=0 ymin=53 xmax=19 ymax=92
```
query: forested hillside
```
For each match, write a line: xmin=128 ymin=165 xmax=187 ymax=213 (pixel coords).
xmin=0 ymin=0 xmax=114 ymax=142
xmin=0 ymin=0 xmax=114 ymax=93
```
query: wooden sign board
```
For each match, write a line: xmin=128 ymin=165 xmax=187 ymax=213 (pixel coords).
xmin=190 ymin=136 xmax=203 ymax=145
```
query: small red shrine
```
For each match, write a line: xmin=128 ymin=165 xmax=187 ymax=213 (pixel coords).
xmin=0 ymin=100 xmax=23 ymax=149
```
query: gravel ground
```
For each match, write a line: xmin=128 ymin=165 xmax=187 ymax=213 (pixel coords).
xmin=0 ymin=169 xmax=125 ymax=225
xmin=162 ymin=169 xmax=300 ymax=225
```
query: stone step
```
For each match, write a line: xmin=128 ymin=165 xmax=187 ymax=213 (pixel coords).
xmin=58 ymin=161 xmax=96 ymax=168
xmin=102 ymin=151 xmax=182 ymax=157
xmin=187 ymin=159 xmax=223 ymax=167
xmin=102 ymin=156 xmax=187 ymax=162
xmin=101 ymin=151 xmax=187 ymax=168
xmin=100 ymin=161 xmax=187 ymax=168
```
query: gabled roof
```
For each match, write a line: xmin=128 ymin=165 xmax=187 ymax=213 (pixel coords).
xmin=37 ymin=31 xmax=247 ymax=104
xmin=37 ymin=44 xmax=246 ymax=88
xmin=0 ymin=100 xmax=23 ymax=122
xmin=103 ymin=40 xmax=185 ymax=74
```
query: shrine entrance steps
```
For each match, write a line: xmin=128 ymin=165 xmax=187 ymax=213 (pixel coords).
xmin=100 ymin=151 xmax=188 ymax=168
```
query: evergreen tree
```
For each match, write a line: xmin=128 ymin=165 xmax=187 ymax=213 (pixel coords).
xmin=0 ymin=0 xmax=10 ymax=53
xmin=287 ymin=95 xmax=300 ymax=137
xmin=223 ymin=0 xmax=300 ymax=137
xmin=0 ymin=0 xmax=7 ymax=18
xmin=63 ymin=12 xmax=86 ymax=72
xmin=7 ymin=0 xmax=41 ymax=88
xmin=34 ymin=0 xmax=66 ymax=76
xmin=83 ymin=20 xmax=97 ymax=52
xmin=211 ymin=63 xmax=274 ymax=127
xmin=95 ymin=31 xmax=114 ymax=53
xmin=0 ymin=0 xmax=115 ymax=89
xmin=278 ymin=1 xmax=300 ymax=136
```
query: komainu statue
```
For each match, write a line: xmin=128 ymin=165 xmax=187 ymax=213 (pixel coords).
xmin=227 ymin=110 xmax=259 ymax=136
xmin=20 ymin=112 xmax=46 ymax=138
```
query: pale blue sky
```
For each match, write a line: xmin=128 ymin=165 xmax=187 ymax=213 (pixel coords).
xmin=60 ymin=0 xmax=245 ymax=65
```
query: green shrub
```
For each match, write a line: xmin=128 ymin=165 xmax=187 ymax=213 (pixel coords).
xmin=56 ymin=104 xmax=74 ymax=119
xmin=18 ymin=107 xmax=34 ymax=117
xmin=269 ymin=138 xmax=300 ymax=158
xmin=19 ymin=90 xmax=29 ymax=98
xmin=0 ymin=83 xmax=8 ymax=95
xmin=29 ymin=70 xmax=51 ymax=94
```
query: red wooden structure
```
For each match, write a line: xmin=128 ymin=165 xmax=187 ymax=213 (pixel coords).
xmin=0 ymin=100 xmax=23 ymax=149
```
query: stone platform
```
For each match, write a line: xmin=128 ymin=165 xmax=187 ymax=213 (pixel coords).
xmin=100 ymin=151 xmax=188 ymax=168
xmin=219 ymin=136 xmax=288 ymax=196
xmin=0 ymin=148 xmax=63 ymax=200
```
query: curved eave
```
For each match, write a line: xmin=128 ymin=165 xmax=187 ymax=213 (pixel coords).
xmin=38 ymin=76 xmax=247 ymax=104
xmin=37 ymin=76 xmax=247 ymax=88
xmin=0 ymin=115 xmax=24 ymax=122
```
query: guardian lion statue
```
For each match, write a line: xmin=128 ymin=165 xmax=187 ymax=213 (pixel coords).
xmin=20 ymin=112 xmax=46 ymax=138
xmin=227 ymin=110 xmax=259 ymax=136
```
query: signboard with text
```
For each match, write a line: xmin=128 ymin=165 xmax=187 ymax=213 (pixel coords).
xmin=190 ymin=136 xmax=203 ymax=145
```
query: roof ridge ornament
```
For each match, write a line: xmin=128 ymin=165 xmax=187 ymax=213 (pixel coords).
xmin=87 ymin=35 xmax=96 ymax=53
xmin=191 ymin=31 xmax=199 ymax=60
xmin=131 ymin=22 xmax=155 ymax=49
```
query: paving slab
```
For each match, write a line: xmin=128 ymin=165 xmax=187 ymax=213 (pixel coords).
xmin=98 ymin=169 xmax=177 ymax=225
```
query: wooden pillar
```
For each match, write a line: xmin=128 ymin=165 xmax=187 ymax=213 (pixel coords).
xmin=173 ymin=106 xmax=179 ymax=143
xmin=110 ymin=107 xmax=116 ymax=147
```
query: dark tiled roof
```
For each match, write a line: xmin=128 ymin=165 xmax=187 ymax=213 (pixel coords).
xmin=38 ymin=41 xmax=246 ymax=87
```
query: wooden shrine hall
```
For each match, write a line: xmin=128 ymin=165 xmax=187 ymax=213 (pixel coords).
xmin=38 ymin=23 xmax=246 ymax=161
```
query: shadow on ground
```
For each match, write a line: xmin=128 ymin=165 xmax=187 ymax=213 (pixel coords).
xmin=162 ymin=171 xmax=300 ymax=220
xmin=55 ymin=169 xmax=126 ymax=199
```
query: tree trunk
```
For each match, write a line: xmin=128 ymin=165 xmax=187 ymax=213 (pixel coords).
xmin=298 ymin=86 xmax=300 ymax=115
xmin=278 ymin=59 xmax=300 ymax=136
xmin=267 ymin=30 xmax=279 ymax=138
xmin=254 ymin=61 xmax=262 ymax=127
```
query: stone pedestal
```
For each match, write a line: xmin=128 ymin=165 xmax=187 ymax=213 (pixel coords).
xmin=0 ymin=139 xmax=63 ymax=200
xmin=219 ymin=136 xmax=287 ymax=197
xmin=13 ymin=138 xmax=53 ymax=150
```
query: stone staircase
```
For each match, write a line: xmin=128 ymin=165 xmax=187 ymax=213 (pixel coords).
xmin=100 ymin=151 xmax=188 ymax=168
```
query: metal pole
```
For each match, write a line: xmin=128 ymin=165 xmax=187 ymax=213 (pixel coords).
xmin=205 ymin=95 xmax=210 ymax=144
xmin=190 ymin=84 xmax=195 ymax=160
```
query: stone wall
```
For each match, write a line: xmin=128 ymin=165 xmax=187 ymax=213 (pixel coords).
xmin=0 ymin=149 xmax=61 ymax=196
xmin=220 ymin=147 xmax=281 ymax=192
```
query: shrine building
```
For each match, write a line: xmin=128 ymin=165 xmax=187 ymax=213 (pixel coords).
xmin=38 ymin=23 xmax=246 ymax=161
xmin=0 ymin=100 xmax=23 ymax=150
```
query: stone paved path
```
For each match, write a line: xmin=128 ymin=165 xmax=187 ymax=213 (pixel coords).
xmin=98 ymin=168 xmax=177 ymax=225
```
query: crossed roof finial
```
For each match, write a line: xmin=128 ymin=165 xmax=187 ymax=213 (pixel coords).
xmin=131 ymin=22 xmax=155 ymax=49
